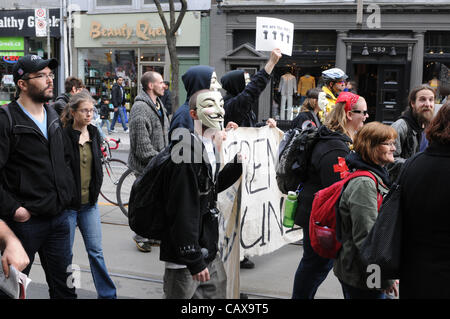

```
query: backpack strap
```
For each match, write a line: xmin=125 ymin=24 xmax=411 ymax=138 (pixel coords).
xmin=336 ymin=170 xmax=380 ymax=243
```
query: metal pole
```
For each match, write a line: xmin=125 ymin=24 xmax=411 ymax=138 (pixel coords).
xmin=47 ymin=8 xmax=51 ymax=59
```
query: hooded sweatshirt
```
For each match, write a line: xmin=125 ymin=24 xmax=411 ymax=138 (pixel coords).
xmin=221 ymin=68 xmax=271 ymax=127
xmin=169 ymin=65 xmax=214 ymax=141
xmin=294 ymin=125 xmax=352 ymax=228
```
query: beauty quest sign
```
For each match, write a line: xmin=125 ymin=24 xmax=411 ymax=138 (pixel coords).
xmin=0 ymin=9 xmax=60 ymax=37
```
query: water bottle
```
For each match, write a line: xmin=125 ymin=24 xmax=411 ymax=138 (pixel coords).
xmin=283 ymin=191 xmax=298 ymax=228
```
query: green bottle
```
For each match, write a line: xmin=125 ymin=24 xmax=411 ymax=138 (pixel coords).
xmin=283 ymin=191 xmax=298 ymax=228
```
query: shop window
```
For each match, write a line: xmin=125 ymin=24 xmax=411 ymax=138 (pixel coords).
xmin=96 ymin=0 xmax=132 ymax=6
xmin=140 ymin=47 xmax=165 ymax=62
xmin=78 ymin=48 xmax=138 ymax=109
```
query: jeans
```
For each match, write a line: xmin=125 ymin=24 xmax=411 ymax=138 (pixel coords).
xmin=292 ymin=224 xmax=334 ymax=299
xmin=340 ymin=280 xmax=387 ymax=299
xmin=110 ymin=106 xmax=128 ymax=131
xmin=100 ymin=119 xmax=111 ymax=134
xmin=63 ymin=204 xmax=117 ymax=299
xmin=8 ymin=213 xmax=77 ymax=299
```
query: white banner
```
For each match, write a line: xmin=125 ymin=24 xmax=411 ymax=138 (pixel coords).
xmin=218 ymin=126 xmax=302 ymax=298
xmin=255 ymin=17 xmax=294 ymax=56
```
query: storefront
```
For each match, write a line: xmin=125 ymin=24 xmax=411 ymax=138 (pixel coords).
xmin=73 ymin=11 xmax=205 ymax=110
xmin=210 ymin=1 xmax=450 ymax=128
xmin=0 ymin=9 xmax=61 ymax=105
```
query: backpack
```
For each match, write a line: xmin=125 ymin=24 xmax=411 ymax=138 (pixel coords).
xmin=275 ymin=124 xmax=320 ymax=194
xmin=0 ymin=104 xmax=20 ymax=151
xmin=309 ymin=170 xmax=383 ymax=259
xmin=128 ymin=145 xmax=172 ymax=240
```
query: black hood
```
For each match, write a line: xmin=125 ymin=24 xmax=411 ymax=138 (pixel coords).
xmin=318 ymin=125 xmax=353 ymax=144
xmin=345 ymin=151 xmax=391 ymax=187
xmin=182 ymin=65 xmax=214 ymax=102
xmin=221 ymin=70 xmax=245 ymax=97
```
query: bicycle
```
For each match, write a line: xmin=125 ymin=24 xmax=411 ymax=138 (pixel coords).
xmin=100 ymin=138 xmax=129 ymax=205
xmin=116 ymin=166 xmax=137 ymax=217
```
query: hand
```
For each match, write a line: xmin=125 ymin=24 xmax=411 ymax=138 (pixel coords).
xmin=266 ymin=118 xmax=277 ymax=128
xmin=192 ymin=268 xmax=210 ymax=282
xmin=383 ymin=280 xmax=399 ymax=298
xmin=270 ymin=48 xmax=282 ymax=65
xmin=225 ymin=121 xmax=238 ymax=131
xmin=13 ymin=207 xmax=31 ymax=223
xmin=265 ymin=48 xmax=282 ymax=74
xmin=114 ymin=107 xmax=118 ymax=112
xmin=1 ymin=237 xmax=30 ymax=278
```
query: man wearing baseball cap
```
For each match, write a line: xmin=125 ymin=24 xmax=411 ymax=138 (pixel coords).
xmin=0 ymin=55 xmax=77 ymax=298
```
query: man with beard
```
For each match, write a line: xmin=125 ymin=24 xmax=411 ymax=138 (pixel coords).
xmin=388 ymin=84 xmax=435 ymax=182
xmin=0 ymin=55 xmax=77 ymax=298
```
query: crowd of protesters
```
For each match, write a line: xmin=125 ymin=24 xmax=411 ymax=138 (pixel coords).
xmin=0 ymin=52 xmax=448 ymax=300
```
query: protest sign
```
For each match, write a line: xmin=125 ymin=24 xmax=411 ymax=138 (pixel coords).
xmin=255 ymin=17 xmax=294 ymax=56
xmin=218 ymin=126 xmax=302 ymax=298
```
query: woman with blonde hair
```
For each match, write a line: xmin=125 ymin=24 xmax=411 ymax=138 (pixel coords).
xmin=334 ymin=121 xmax=399 ymax=299
xmin=292 ymin=91 xmax=369 ymax=299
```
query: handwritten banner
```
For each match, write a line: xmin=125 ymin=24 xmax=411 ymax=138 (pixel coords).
xmin=218 ymin=126 xmax=302 ymax=298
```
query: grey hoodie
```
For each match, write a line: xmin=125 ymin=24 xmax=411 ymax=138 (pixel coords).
xmin=128 ymin=91 xmax=169 ymax=174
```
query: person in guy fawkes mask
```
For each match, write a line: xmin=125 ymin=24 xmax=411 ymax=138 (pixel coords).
xmin=169 ymin=66 xmax=222 ymax=141
xmin=160 ymin=89 xmax=242 ymax=299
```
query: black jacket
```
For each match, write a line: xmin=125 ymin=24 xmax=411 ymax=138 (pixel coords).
xmin=294 ymin=126 xmax=352 ymax=228
xmin=221 ymin=69 xmax=271 ymax=128
xmin=63 ymin=123 xmax=103 ymax=210
xmin=160 ymin=133 xmax=242 ymax=275
xmin=291 ymin=110 xmax=321 ymax=130
xmin=111 ymin=83 xmax=125 ymax=108
xmin=51 ymin=93 xmax=70 ymax=116
xmin=99 ymin=103 xmax=110 ymax=119
xmin=0 ymin=101 xmax=75 ymax=220
xmin=399 ymin=142 xmax=450 ymax=298
xmin=160 ymin=89 xmax=172 ymax=115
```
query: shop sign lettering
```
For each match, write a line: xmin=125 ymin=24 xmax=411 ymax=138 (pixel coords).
xmin=89 ymin=21 xmax=171 ymax=41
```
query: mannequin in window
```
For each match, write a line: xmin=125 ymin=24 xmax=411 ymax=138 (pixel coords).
xmin=297 ymin=73 xmax=316 ymax=106
xmin=278 ymin=70 xmax=297 ymax=120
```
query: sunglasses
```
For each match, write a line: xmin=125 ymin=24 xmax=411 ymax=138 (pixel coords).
xmin=351 ymin=109 xmax=369 ymax=116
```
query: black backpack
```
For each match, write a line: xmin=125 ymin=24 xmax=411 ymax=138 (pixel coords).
xmin=275 ymin=124 xmax=320 ymax=194
xmin=128 ymin=145 xmax=172 ymax=240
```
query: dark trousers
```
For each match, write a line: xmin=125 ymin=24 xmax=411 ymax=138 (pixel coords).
xmin=292 ymin=224 xmax=334 ymax=299
xmin=340 ymin=280 xmax=387 ymax=299
xmin=8 ymin=213 xmax=77 ymax=299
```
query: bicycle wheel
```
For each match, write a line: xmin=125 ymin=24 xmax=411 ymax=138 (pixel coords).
xmin=116 ymin=168 xmax=137 ymax=217
xmin=100 ymin=158 xmax=129 ymax=205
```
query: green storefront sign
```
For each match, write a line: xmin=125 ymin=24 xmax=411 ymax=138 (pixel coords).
xmin=0 ymin=37 xmax=24 ymax=50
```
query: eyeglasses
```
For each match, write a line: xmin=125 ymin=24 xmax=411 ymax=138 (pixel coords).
xmin=381 ymin=141 xmax=396 ymax=147
xmin=24 ymin=73 xmax=55 ymax=81
xmin=351 ymin=109 xmax=369 ymax=116
xmin=337 ymin=81 xmax=346 ymax=85
xmin=78 ymin=108 xmax=94 ymax=114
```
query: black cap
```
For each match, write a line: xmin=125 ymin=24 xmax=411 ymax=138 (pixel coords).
xmin=13 ymin=55 xmax=58 ymax=84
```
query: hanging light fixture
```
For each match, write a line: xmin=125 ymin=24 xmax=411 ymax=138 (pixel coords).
xmin=389 ymin=46 xmax=397 ymax=56
xmin=362 ymin=44 xmax=369 ymax=56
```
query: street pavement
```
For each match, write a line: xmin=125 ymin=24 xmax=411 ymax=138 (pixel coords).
xmin=26 ymin=125 xmax=344 ymax=299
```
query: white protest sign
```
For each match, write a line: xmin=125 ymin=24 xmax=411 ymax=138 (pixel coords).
xmin=255 ymin=17 xmax=294 ymax=56
xmin=218 ymin=126 xmax=302 ymax=297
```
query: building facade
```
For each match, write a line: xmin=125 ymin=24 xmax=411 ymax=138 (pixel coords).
xmin=210 ymin=0 xmax=450 ymax=126
xmin=0 ymin=8 xmax=61 ymax=104
xmin=71 ymin=0 xmax=211 ymax=108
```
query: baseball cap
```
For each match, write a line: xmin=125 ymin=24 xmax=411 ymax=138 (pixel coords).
xmin=13 ymin=55 xmax=58 ymax=84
